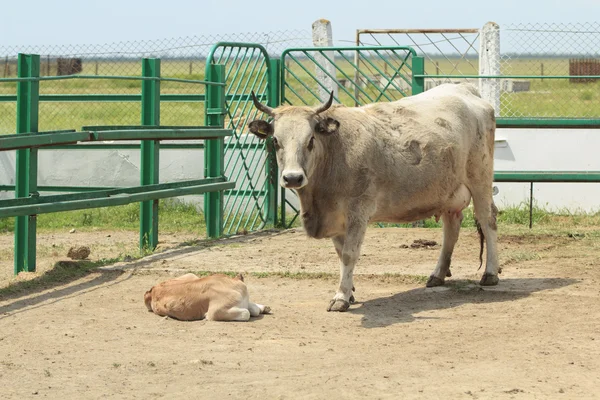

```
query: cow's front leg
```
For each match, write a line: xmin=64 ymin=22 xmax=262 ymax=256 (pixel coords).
xmin=327 ymin=221 xmax=367 ymax=312
xmin=331 ymin=236 xmax=356 ymax=304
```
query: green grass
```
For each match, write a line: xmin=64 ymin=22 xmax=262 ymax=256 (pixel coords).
xmin=374 ymin=201 xmax=600 ymax=230
xmin=0 ymin=198 xmax=206 ymax=234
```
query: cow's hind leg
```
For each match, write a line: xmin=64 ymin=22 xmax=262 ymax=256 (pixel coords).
xmin=471 ymin=193 xmax=500 ymax=286
xmin=207 ymin=307 xmax=251 ymax=322
xmin=427 ymin=211 xmax=462 ymax=287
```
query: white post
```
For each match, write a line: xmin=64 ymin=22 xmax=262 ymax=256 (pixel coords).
xmin=478 ymin=21 xmax=501 ymax=116
xmin=312 ymin=19 xmax=338 ymax=103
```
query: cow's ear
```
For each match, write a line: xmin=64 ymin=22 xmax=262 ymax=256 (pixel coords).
xmin=248 ymin=120 xmax=273 ymax=139
xmin=315 ymin=117 xmax=339 ymax=135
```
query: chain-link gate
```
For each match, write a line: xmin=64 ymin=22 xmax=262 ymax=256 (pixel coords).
xmin=279 ymin=45 xmax=422 ymax=227
xmin=206 ymin=42 xmax=279 ymax=235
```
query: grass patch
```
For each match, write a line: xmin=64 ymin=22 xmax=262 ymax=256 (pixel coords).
xmin=189 ymin=270 xmax=429 ymax=284
xmin=0 ymin=198 xmax=206 ymax=234
xmin=502 ymin=251 xmax=542 ymax=266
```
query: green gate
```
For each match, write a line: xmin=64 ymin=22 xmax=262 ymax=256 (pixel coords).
xmin=206 ymin=43 xmax=280 ymax=235
xmin=279 ymin=45 xmax=423 ymax=226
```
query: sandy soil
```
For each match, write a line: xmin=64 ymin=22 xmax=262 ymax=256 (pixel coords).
xmin=1 ymin=226 xmax=599 ymax=399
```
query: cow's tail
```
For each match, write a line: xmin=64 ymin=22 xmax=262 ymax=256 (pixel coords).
xmin=475 ymin=219 xmax=484 ymax=270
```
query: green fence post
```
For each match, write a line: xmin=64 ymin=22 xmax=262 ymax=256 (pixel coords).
xmin=140 ymin=58 xmax=160 ymax=252
xmin=266 ymin=59 xmax=281 ymax=227
xmin=411 ymin=56 xmax=425 ymax=95
xmin=204 ymin=64 xmax=226 ymax=238
xmin=14 ymin=53 xmax=40 ymax=274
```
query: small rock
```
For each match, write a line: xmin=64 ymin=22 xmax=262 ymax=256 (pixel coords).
xmin=69 ymin=228 xmax=76 ymax=234
xmin=67 ymin=246 xmax=91 ymax=260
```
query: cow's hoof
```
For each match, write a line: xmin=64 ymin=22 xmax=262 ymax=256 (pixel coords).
xmin=327 ymin=299 xmax=350 ymax=312
xmin=446 ymin=269 xmax=452 ymax=278
xmin=426 ymin=276 xmax=445 ymax=287
xmin=480 ymin=273 xmax=499 ymax=286
xmin=349 ymin=295 xmax=356 ymax=304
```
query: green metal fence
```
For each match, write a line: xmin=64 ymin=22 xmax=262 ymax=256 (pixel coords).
xmin=0 ymin=53 xmax=234 ymax=274
xmin=206 ymin=42 xmax=279 ymax=235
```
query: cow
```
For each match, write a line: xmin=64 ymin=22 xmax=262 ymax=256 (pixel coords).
xmin=248 ymin=83 xmax=499 ymax=312
xmin=144 ymin=273 xmax=270 ymax=321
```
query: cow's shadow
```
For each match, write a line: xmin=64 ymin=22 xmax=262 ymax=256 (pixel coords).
xmin=348 ymin=278 xmax=577 ymax=328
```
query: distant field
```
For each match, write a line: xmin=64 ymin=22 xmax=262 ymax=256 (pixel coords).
xmin=1 ymin=56 xmax=599 ymax=134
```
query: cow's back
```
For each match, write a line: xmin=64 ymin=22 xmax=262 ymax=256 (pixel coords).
xmin=315 ymin=83 xmax=495 ymax=224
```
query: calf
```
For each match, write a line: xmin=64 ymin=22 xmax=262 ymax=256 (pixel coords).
xmin=144 ymin=273 xmax=270 ymax=322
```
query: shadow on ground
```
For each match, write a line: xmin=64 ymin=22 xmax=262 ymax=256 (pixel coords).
xmin=349 ymin=278 xmax=577 ymax=328
xmin=0 ymin=260 xmax=126 ymax=318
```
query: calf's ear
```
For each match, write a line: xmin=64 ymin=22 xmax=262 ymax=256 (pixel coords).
xmin=248 ymin=120 xmax=273 ymax=139
xmin=315 ymin=117 xmax=340 ymax=135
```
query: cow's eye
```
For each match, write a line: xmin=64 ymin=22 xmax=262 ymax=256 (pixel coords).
xmin=272 ymin=137 xmax=280 ymax=149
xmin=308 ymin=136 xmax=315 ymax=151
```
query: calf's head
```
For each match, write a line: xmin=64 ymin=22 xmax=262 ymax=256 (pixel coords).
xmin=248 ymin=92 xmax=339 ymax=189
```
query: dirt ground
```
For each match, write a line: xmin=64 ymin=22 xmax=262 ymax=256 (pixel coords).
xmin=1 ymin=226 xmax=600 ymax=399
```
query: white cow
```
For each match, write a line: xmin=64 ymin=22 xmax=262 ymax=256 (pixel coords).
xmin=249 ymin=83 xmax=499 ymax=312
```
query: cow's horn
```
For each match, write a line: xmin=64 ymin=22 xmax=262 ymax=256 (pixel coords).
xmin=251 ymin=91 xmax=274 ymax=116
xmin=314 ymin=91 xmax=334 ymax=115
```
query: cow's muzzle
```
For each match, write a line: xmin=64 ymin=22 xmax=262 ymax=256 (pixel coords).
xmin=281 ymin=172 xmax=306 ymax=189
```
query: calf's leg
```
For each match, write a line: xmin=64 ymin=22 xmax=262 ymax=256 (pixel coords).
xmin=248 ymin=302 xmax=271 ymax=317
xmin=207 ymin=307 xmax=251 ymax=322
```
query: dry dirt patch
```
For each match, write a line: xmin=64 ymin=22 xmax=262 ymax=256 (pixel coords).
xmin=1 ymin=227 xmax=599 ymax=399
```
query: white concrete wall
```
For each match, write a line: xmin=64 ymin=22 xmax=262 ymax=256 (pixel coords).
xmin=0 ymin=144 xmax=268 ymax=212
xmin=493 ymin=128 xmax=600 ymax=212
xmin=2 ymin=130 xmax=600 ymax=213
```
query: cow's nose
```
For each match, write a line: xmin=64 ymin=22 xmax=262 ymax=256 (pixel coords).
xmin=283 ymin=173 xmax=304 ymax=188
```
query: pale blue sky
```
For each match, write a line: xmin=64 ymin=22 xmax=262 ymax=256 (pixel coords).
xmin=2 ymin=0 xmax=598 ymax=46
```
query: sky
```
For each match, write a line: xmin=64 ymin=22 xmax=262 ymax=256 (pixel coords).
xmin=2 ymin=0 xmax=599 ymax=47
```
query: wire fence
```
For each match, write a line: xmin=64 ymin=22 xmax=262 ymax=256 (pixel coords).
xmin=357 ymin=22 xmax=600 ymax=119
xmin=0 ymin=30 xmax=312 ymax=134
xmin=500 ymin=22 xmax=600 ymax=118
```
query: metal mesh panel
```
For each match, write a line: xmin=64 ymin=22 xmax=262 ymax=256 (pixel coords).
xmin=283 ymin=46 xmax=415 ymax=106
xmin=208 ymin=43 xmax=274 ymax=235
xmin=0 ymin=30 xmax=311 ymax=134
xmin=500 ymin=22 xmax=600 ymax=118
xmin=357 ymin=29 xmax=480 ymax=89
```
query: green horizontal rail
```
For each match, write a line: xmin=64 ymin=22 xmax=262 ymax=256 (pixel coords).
xmin=282 ymin=45 xmax=417 ymax=57
xmin=94 ymin=128 xmax=232 ymax=141
xmin=0 ymin=178 xmax=235 ymax=218
xmin=0 ymin=177 xmax=227 ymax=207
xmin=494 ymin=171 xmax=600 ymax=183
xmin=0 ymin=185 xmax=117 ymax=193
xmin=0 ymin=128 xmax=233 ymax=150
xmin=0 ymin=75 xmax=223 ymax=85
xmin=497 ymin=118 xmax=600 ymax=128
xmin=35 ymin=142 xmax=261 ymax=150
xmin=42 ymin=143 xmax=205 ymax=150
xmin=414 ymin=74 xmax=600 ymax=79
xmin=0 ymin=93 xmax=268 ymax=103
